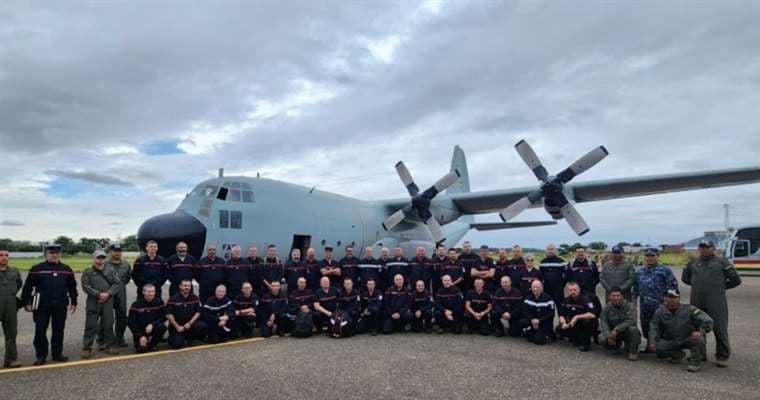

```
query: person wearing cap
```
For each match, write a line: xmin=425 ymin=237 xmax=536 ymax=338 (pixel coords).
xmin=0 ymin=248 xmax=23 ymax=368
xmin=539 ymin=244 xmax=566 ymax=312
xmin=80 ymin=250 xmax=121 ymax=358
xmin=650 ymin=289 xmax=713 ymax=373
xmin=133 ymin=240 xmax=168 ymax=300
xmin=21 ymin=244 xmax=78 ymax=365
xmin=682 ymin=240 xmax=742 ymax=368
xmin=633 ymin=247 xmax=678 ymax=352
xmin=599 ymin=286 xmax=641 ymax=361
xmin=600 ymin=245 xmax=635 ymax=302
xmin=105 ymin=242 xmax=131 ymax=347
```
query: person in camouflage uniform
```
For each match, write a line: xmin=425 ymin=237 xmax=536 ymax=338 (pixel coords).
xmin=633 ymin=248 xmax=678 ymax=351
xmin=600 ymin=245 xmax=635 ymax=302
xmin=650 ymin=289 xmax=713 ymax=373
xmin=682 ymin=240 xmax=741 ymax=367
xmin=600 ymin=286 xmax=641 ymax=361
xmin=105 ymin=243 xmax=131 ymax=347
xmin=81 ymin=250 xmax=121 ymax=358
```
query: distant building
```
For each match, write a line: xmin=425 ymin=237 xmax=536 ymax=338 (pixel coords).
xmin=682 ymin=230 xmax=732 ymax=250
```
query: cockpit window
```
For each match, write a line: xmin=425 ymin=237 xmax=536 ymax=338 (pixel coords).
xmin=216 ymin=181 xmax=254 ymax=203
xmin=191 ymin=184 xmax=218 ymax=198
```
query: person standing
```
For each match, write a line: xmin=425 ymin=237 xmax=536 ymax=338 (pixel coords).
xmin=0 ymin=248 xmax=22 ymax=368
xmin=633 ymin=248 xmax=678 ymax=352
xmin=132 ymin=240 xmax=168 ymax=300
xmin=81 ymin=250 xmax=121 ymax=358
xmin=21 ymin=244 xmax=78 ymax=365
xmin=539 ymin=244 xmax=566 ymax=309
xmin=600 ymin=245 xmax=635 ymax=302
xmin=105 ymin=243 xmax=131 ymax=348
xmin=166 ymin=242 xmax=197 ymax=297
xmin=197 ymin=243 xmax=226 ymax=303
xmin=682 ymin=240 xmax=742 ymax=368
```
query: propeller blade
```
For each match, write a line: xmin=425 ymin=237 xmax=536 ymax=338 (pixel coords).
xmin=395 ymin=162 xmax=419 ymax=196
xmin=382 ymin=209 xmax=407 ymax=231
xmin=425 ymin=215 xmax=445 ymax=243
xmin=515 ymin=139 xmax=549 ymax=181
xmin=556 ymin=145 xmax=609 ymax=183
xmin=560 ymin=202 xmax=590 ymax=236
xmin=498 ymin=196 xmax=533 ymax=222
xmin=422 ymin=169 xmax=461 ymax=199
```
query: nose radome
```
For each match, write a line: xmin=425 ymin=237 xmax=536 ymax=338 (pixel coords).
xmin=137 ymin=210 xmax=207 ymax=259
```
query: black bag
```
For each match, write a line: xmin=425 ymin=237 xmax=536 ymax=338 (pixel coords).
xmin=328 ymin=310 xmax=354 ymax=338
xmin=291 ymin=310 xmax=313 ymax=338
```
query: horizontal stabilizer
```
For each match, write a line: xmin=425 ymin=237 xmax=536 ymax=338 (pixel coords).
xmin=470 ymin=221 xmax=557 ymax=231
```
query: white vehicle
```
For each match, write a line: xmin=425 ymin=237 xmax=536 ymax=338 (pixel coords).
xmin=725 ymin=225 xmax=760 ymax=276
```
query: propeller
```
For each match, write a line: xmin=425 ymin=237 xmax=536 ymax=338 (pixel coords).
xmin=498 ymin=140 xmax=608 ymax=236
xmin=382 ymin=161 xmax=460 ymax=244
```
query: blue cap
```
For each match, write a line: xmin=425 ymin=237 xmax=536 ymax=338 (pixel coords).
xmin=611 ymin=245 xmax=624 ymax=254
xmin=644 ymin=248 xmax=659 ymax=256
xmin=698 ymin=240 xmax=715 ymax=248
xmin=665 ymin=289 xmax=680 ymax=298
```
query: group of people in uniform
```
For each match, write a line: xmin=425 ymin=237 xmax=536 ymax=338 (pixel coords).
xmin=0 ymin=238 xmax=741 ymax=373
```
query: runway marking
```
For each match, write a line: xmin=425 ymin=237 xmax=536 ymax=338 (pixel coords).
xmin=0 ymin=337 xmax=267 ymax=375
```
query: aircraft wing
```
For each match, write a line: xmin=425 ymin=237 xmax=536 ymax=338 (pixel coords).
xmin=470 ymin=221 xmax=557 ymax=231
xmin=450 ymin=166 xmax=760 ymax=215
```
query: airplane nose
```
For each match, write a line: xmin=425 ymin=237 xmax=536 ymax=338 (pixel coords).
xmin=137 ymin=210 xmax=207 ymax=259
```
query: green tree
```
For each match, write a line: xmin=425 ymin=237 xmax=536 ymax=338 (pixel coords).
xmin=122 ymin=235 xmax=139 ymax=251
xmin=588 ymin=241 xmax=607 ymax=251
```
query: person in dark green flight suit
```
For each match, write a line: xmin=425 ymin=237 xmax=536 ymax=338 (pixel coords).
xmin=105 ymin=243 xmax=131 ymax=348
xmin=650 ymin=289 xmax=713 ymax=373
xmin=681 ymin=240 xmax=741 ymax=368
xmin=81 ymin=250 xmax=121 ymax=358
xmin=0 ymin=248 xmax=23 ymax=368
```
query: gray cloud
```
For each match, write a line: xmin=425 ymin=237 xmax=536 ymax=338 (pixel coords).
xmin=0 ymin=220 xmax=25 ymax=226
xmin=1 ymin=1 xmax=759 ymax=246
xmin=46 ymin=169 xmax=134 ymax=187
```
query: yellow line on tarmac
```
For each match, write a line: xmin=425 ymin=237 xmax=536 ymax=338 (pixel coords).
xmin=0 ymin=337 xmax=267 ymax=375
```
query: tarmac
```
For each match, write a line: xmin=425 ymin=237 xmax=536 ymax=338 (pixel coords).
xmin=1 ymin=267 xmax=759 ymax=400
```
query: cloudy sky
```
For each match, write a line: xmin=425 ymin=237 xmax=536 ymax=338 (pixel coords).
xmin=1 ymin=1 xmax=759 ymax=248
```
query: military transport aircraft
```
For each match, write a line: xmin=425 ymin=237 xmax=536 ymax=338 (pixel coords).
xmin=137 ymin=140 xmax=760 ymax=260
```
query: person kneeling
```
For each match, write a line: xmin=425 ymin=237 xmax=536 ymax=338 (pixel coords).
xmin=434 ymin=275 xmax=464 ymax=334
xmin=465 ymin=278 xmax=492 ymax=335
xmin=600 ymin=286 xmax=641 ymax=361
xmin=203 ymin=285 xmax=235 ymax=344
xmin=260 ymin=281 xmax=290 ymax=337
xmin=233 ymin=282 xmax=259 ymax=338
xmin=383 ymin=274 xmax=411 ymax=334
xmin=556 ymin=282 xmax=597 ymax=352
xmin=650 ymin=290 xmax=713 ymax=373
xmin=519 ymin=281 xmax=556 ymax=345
xmin=128 ymin=284 xmax=167 ymax=353
xmin=166 ymin=280 xmax=207 ymax=349
xmin=411 ymin=280 xmax=434 ymax=333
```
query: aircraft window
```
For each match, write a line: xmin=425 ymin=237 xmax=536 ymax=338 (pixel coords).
xmin=217 ymin=187 xmax=229 ymax=201
xmin=231 ymin=211 xmax=242 ymax=229
xmin=241 ymin=182 xmax=252 ymax=190
xmin=231 ymin=181 xmax=241 ymax=189
xmin=219 ymin=210 xmax=229 ymax=228
xmin=229 ymin=189 xmax=241 ymax=202
xmin=242 ymin=190 xmax=254 ymax=203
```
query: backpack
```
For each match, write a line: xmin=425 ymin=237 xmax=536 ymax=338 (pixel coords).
xmin=328 ymin=309 xmax=354 ymax=338
xmin=291 ymin=310 xmax=313 ymax=338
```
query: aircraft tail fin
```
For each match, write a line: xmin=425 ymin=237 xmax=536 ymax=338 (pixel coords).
xmin=448 ymin=145 xmax=473 ymax=223
xmin=447 ymin=145 xmax=470 ymax=195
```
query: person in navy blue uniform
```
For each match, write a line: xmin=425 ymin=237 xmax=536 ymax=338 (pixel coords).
xmin=132 ymin=240 xmax=168 ymax=300
xmin=358 ymin=247 xmax=382 ymax=292
xmin=385 ymin=247 xmax=409 ymax=290
xmin=358 ymin=278 xmax=383 ymax=335
xmin=493 ymin=249 xmax=511 ymax=295
xmin=383 ymin=274 xmax=411 ymax=334
xmin=411 ymin=280 xmax=434 ymax=333
xmin=491 ymin=276 xmax=524 ymax=337
xmin=409 ymin=247 xmax=432 ymax=292
xmin=260 ymin=281 xmax=289 ymax=337
xmin=287 ymin=277 xmax=313 ymax=330
xmin=338 ymin=246 xmax=360 ymax=287
xmin=313 ymin=276 xmax=339 ymax=333
xmin=319 ymin=247 xmax=341 ymax=288
xmin=233 ymin=282 xmax=259 ymax=338
xmin=21 ymin=244 xmax=78 ymax=365
xmin=457 ymin=241 xmax=479 ymax=292
xmin=304 ymin=247 xmax=321 ymax=291
xmin=430 ymin=245 xmax=448 ymax=296
xmin=246 ymin=246 xmax=264 ymax=298
xmin=465 ymin=278 xmax=493 ymax=335
xmin=338 ymin=277 xmax=361 ymax=331
xmin=539 ymin=244 xmax=566 ymax=311
xmin=517 ymin=255 xmax=543 ymax=296
xmin=197 ymin=243 xmax=226 ymax=304
xmin=284 ymin=249 xmax=308 ymax=293
xmin=166 ymin=241 xmax=197 ymax=297
xmin=127 ymin=284 xmax=166 ymax=353
xmin=225 ymin=246 xmax=250 ymax=299
xmin=166 ymin=279 xmax=206 ymax=349
xmin=520 ymin=280 xmax=556 ymax=345
xmin=471 ymin=245 xmax=495 ymax=293
xmin=439 ymin=249 xmax=465 ymax=290
xmin=262 ymin=245 xmax=284 ymax=295
xmin=434 ymin=274 xmax=464 ymax=334
xmin=556 ymin=282 xmax=597 ymax=352
xmin=202 ymin=284 xmax=235 ymax=343
xmin=507 ymin=245 xmax=527 ymax=292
